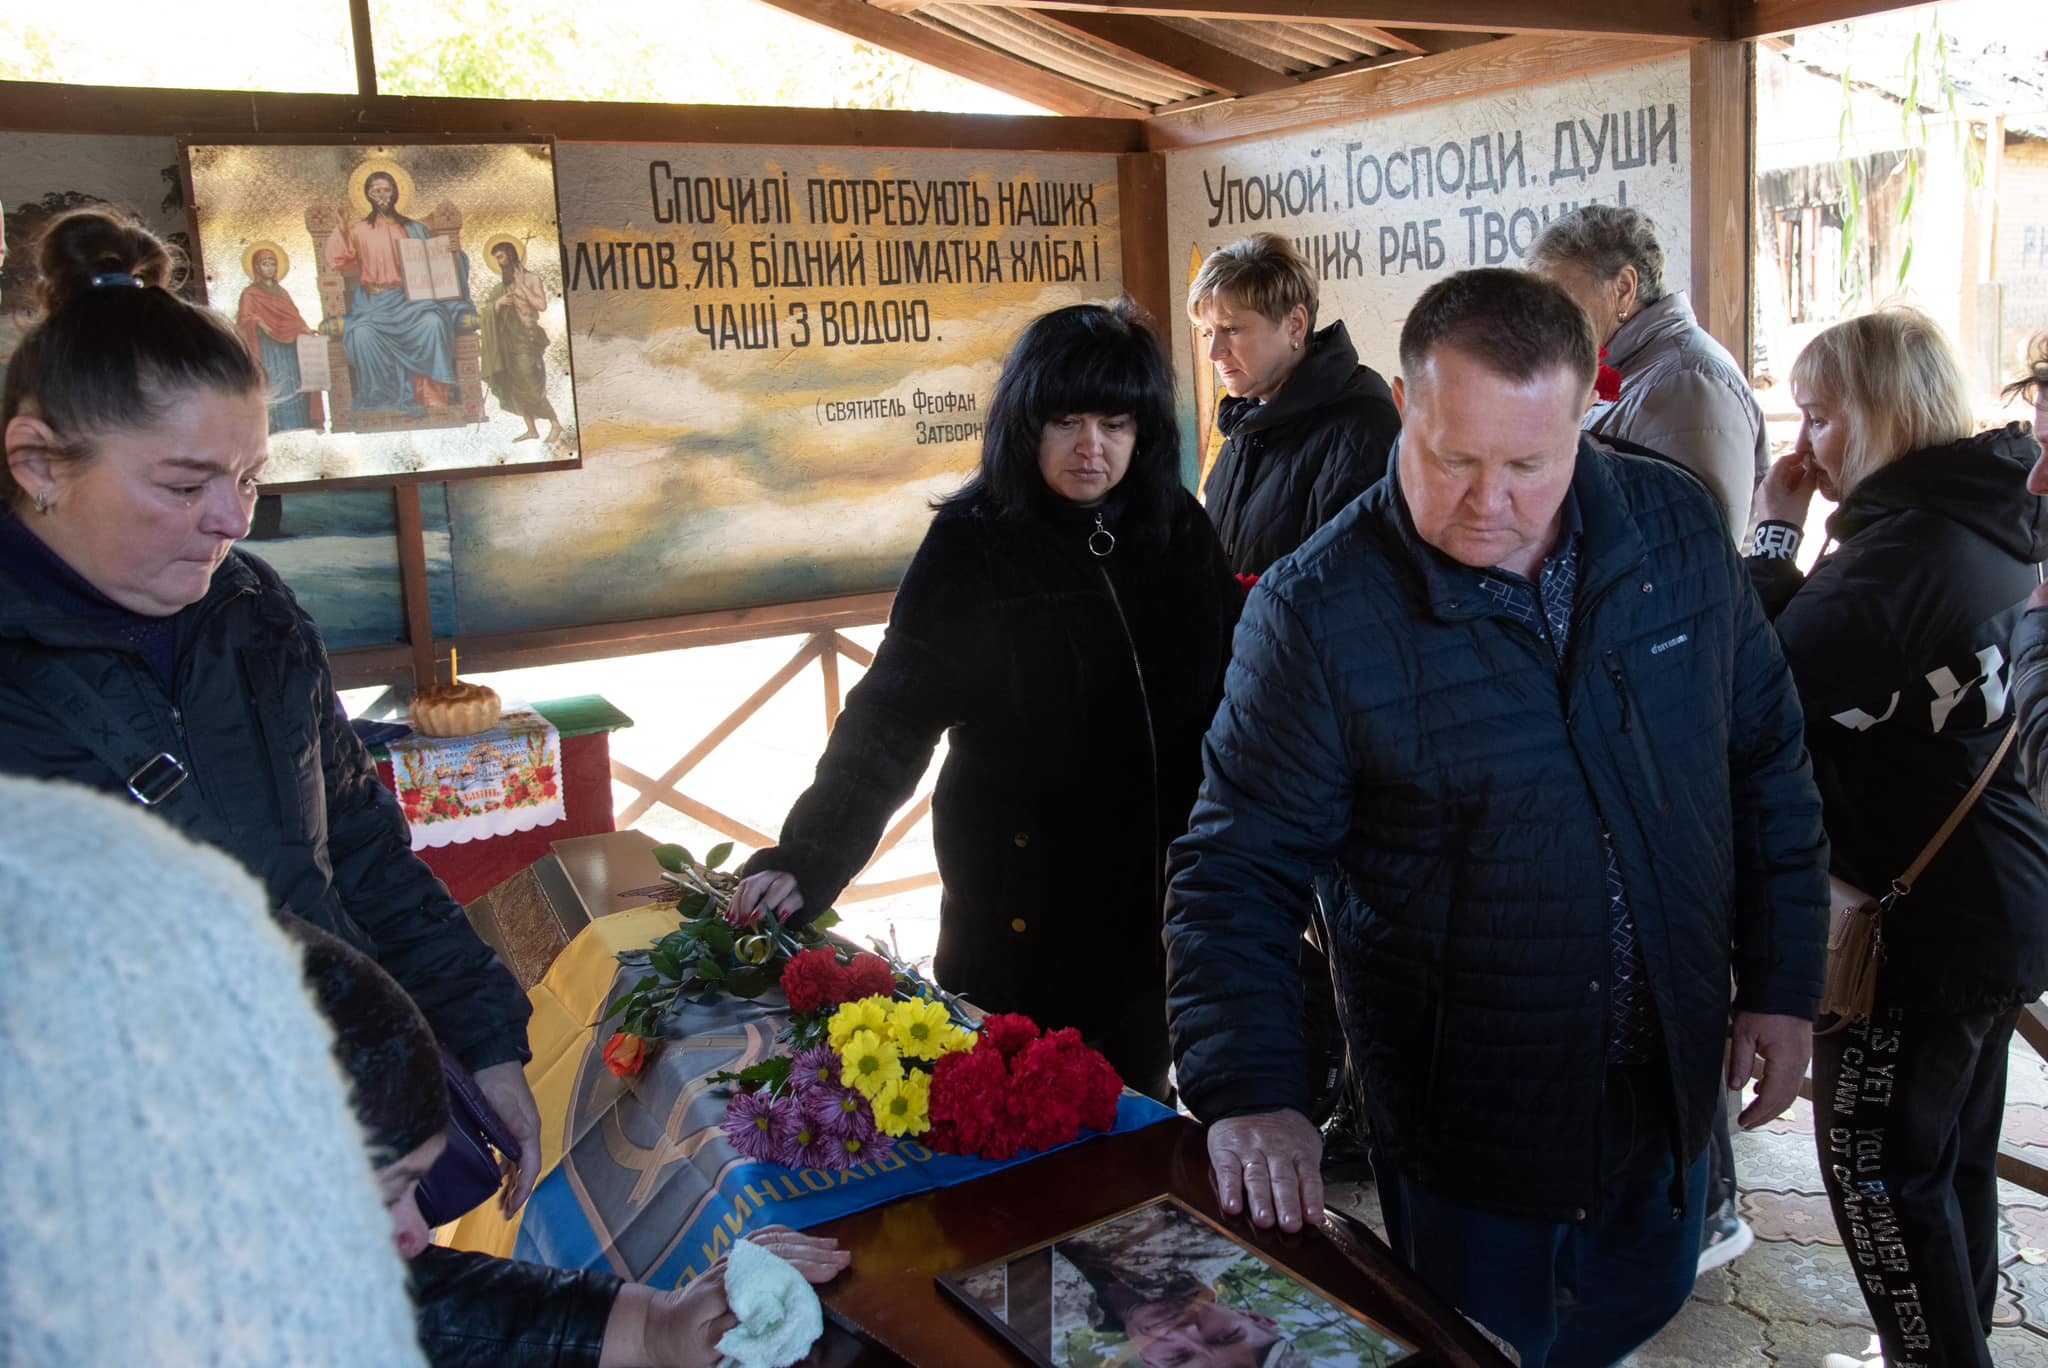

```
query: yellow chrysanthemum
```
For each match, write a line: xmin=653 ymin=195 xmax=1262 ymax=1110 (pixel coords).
xmin=888 ymin=998 xmax=967 ymax=1060
xmin=827 ymin=997 xmax=891 ymax=1051
xmin=839 ymin=1028 xmax=901 ymax=1100
xmin=870 ymin=1071 xmax=932 ymax=1137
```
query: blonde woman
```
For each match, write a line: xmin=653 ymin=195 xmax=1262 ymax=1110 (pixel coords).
xmin=1747 ymin=310 xmax=2048 ymax=1368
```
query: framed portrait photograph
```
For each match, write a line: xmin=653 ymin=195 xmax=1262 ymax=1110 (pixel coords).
xmin=184 ymin=140 xmax=580 ymax=489
xmin=938 ymin=1195 xmax=1419 ymax=1368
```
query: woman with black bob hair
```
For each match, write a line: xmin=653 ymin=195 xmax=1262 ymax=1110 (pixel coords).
xmin=734 ymin=300 xmax=1238 ymax=1097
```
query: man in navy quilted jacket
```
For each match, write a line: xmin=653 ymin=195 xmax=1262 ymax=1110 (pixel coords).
xmin=1164 ymin=269 xmax=1829 ymax=1367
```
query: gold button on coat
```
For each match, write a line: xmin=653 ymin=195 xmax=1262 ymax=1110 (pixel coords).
xmin=1010 ymin=918 xmax=1028 ymax=933
xmin=1013 ymin=832 xmax=1029 ymax=847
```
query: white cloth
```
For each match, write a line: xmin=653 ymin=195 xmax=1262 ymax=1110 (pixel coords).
xmin=715 ymin=1237 xmax=825 ymax=1368
xmin=0 ymin=775 xmax=426 ymax=1366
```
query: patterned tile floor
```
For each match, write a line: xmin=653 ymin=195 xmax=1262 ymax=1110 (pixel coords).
xmin=1328 ymin=1033 xmax=2048 ymax=1366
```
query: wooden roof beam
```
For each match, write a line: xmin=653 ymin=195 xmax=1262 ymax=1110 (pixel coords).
xmin=1320 ymin=22 xmax=1428 ymax=54
xmin=750 ymin=0 xmax=1137 ymax=116
xmin=1733 ymin=0 xmax=1937 ymax=39
xmin=1031 ymin=11 xmax=1303 ymax=97
xmin=919 ymin=0 xmax=1729 ymax=41
xmin=1146 ymin=31 xmax=1690 ymax=149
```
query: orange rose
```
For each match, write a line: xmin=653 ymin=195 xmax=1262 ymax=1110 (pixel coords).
xmin=603 ymin=1031 xmax=648 ymax=1079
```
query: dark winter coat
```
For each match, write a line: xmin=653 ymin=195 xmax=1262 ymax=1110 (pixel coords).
xmin=409 ymin=1247 xmax=617 ymax=1368
xmin=1204 ymin=320 xmax=1402 ymax=576
xmin=2019 ymin=606 xmax=2048 ymax=815
xmin=746 ymin=487 xmax=1237 ymax=1043
xmin=1750 ymin=424 xmax=2048 ymax=1013
xmin=0 ymin=539 xmax=531 ymax=1072
xmin=1165 ymin=437 xmax=1829 ymax=1223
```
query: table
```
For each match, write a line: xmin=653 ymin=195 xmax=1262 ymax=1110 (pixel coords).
xmin=370 ymin=694 xmax=632 ymax=904
xmin=809 ymin=1118 xmax=1512 ymax=1367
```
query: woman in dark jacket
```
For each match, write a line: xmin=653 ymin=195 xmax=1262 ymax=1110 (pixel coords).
xmin=733 ymin=301 xmax=1238 ymax=1099
xmin=0 ymin=211 xmax=540 ymax=1200
xmin=1187 ymin=232 xmax=1400 ymax=579
xmin=1748 ymin=308 xmax=2048 ymax=1368
xmin=2010 ymin=332 xmax=2048 ymax=814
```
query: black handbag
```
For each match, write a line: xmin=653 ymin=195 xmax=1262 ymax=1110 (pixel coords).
xmin=416 ymin=1049 xmax=525 ymax=1228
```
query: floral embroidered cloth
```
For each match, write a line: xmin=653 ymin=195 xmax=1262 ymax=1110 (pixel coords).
xmin=388 ymin=708 xmax=565 ymax=851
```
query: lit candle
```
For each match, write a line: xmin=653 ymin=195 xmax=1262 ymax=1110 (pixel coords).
xmin=450 ymin=647 xmax=459 ymax=684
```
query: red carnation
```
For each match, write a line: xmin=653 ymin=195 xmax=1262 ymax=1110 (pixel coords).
xmin=927 ymin=1041 xmax=1010 ymax=1156
xmin=1595 ymin=348 xmax=1623 ymax=404
xmin=779 ymin=948 xmax=846 ymax=1015
xmin=841 ymin=953 xmax=896 ymax=1001
xmin=979 ymin=1014 xmax=1040 ymax=1060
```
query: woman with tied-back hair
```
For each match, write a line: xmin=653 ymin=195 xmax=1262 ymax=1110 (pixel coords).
xmin=1530 ymin=204 xmax=1767 ymax=536
xmin=0 ymin=207 xmax=543 ymax=1215
xmin=2008 ymin=331 xmax=2048 ymax=816
xmin=730 ymin=300 xmax=1238 ymax=1100
xmin=1748 ymin=309 xmax=2048 ymax=1368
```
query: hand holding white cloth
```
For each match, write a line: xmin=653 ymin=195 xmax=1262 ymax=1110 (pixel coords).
xmin=715 ymin=1236 xmax=827 ymax=1368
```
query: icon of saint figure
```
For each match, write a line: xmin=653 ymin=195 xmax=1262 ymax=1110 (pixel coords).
xmin=477 ymin=237 xmax=563 ymax=444
xmin=233 ymin=242 xmax=324 ymax=434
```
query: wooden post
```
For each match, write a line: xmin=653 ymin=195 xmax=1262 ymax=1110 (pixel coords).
xmin=348 ymin=0 xmax=378 ymax=99
xmin=820 ymin=632 xmax=843 ymax=730
xmin=392 ymin=484 xmax=437 ymax=690
xmin=1689 ymin=40 xmax=1754 ymax=372
xmin=1118 ymin=152 xmax=1172 ymax=330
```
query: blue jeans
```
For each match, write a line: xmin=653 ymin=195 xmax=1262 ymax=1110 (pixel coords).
xmin=1378 ymin=1063 xmax=1707 ymax=1367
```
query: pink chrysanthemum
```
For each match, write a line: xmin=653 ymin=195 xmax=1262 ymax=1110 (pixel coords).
xmin=809 ymin=1083 xmax=876 ymax=1140
xmin=789 ymin=1045 xmax=841 ymax=1096
xmin=722 ymin=1088 xmax=781 ymax=1163
xmin=776 ymin=1100 xmax=839 ymax=1171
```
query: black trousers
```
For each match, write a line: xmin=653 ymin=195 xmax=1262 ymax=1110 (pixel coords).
xmin=1813 ymin=1003 xmax=2021 ymax=1368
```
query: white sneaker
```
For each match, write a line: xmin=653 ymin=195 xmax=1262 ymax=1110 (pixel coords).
xmin=1820 ymin=1351 xmax=1881 ymax=1367
xmin=1696 ymin=1205 xmax=1755 ymax=1274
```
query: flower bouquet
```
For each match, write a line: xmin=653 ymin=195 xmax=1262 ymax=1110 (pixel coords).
xmin=596 ymin=842 xmax=1129 ymax=1168
xmin=713 ymin=946 xmax=1127 ymax=1172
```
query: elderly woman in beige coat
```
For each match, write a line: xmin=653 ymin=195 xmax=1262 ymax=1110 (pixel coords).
xmin=1531 ymin=204 xmax=1766 ymax=536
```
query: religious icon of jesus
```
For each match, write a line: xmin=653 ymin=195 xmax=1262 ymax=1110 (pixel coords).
xmin=322 ymin=163 xmax=473 ymax=419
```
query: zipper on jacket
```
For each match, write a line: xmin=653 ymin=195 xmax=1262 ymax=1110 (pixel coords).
xmin=1094 ymin=562 xmax=1163 ymax=913
xmin=1604 ymin=649 xmax=1670 ymax=817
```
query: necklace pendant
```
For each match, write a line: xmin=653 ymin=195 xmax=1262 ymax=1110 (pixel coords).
xmin=1087 ymin=513 xmax=1116 ymax=558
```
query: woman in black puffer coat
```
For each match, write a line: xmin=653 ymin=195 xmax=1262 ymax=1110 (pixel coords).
xmin=734 ymin=302 xmax=1238 ymax=1099
xmin=1747 ymin=308 xmax=2048 ymax=1368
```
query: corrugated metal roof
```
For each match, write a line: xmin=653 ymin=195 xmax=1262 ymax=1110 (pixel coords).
xmin=891 ymin=2 xmax=1478 ymax=113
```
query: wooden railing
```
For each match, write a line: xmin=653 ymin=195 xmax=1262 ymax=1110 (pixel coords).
xmin=606 ymin=629 xmax=939 ymax=905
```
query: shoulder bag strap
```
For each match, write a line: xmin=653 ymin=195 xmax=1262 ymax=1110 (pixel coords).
xmin=13 ymin=650 xmax=191 ymax=808
xmin=1890 ymin=723 xmax=2019 ymax=901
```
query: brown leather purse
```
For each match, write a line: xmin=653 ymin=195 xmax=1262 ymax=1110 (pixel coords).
xmin=1818 ymin=724 xmax=2018 ymax=1033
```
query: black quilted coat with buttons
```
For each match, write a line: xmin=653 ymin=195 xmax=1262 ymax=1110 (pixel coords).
xmin=1165 ymin=438 xmax=1830 ymax=1223
xmin=1204 ymin=319 xmax=1401 ymax=577
xmin=745 ymin=487 xmax=1236 ymax=1065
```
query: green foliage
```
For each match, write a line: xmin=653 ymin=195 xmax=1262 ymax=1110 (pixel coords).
xmin=603 ymin=841 xmax=844 ymax=1040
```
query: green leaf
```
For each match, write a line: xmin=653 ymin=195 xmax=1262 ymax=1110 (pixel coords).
xmin=705 ymin=841 xmax=734 ymax=870
xmin=600 ymin=994 xmax=632 ymax=1022
xmin=810 ymin=908 xmax=842 ymax=931
xmin=701 ymin=920 xmax=735 ymax=956
xmin=650 ymin=945 xmax=683 ymax=978
xmin=707 ymin=1057 xmax=792 ymax=1091
xmin=676 ymin=890 xmax=710 ymax=919
xmin=652 ymin=844 xmax=695 ymax=873
xmin=696 ymin=955 xmax=725 ymax=982
xmin=727 ymin=964 xmax=769 ymax=998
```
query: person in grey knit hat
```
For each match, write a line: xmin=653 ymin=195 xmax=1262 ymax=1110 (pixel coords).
xmin=287 ymin=918 xmax=852 ymax=1366
xmin=0 ymin=773 xmax=427 ymax=1365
